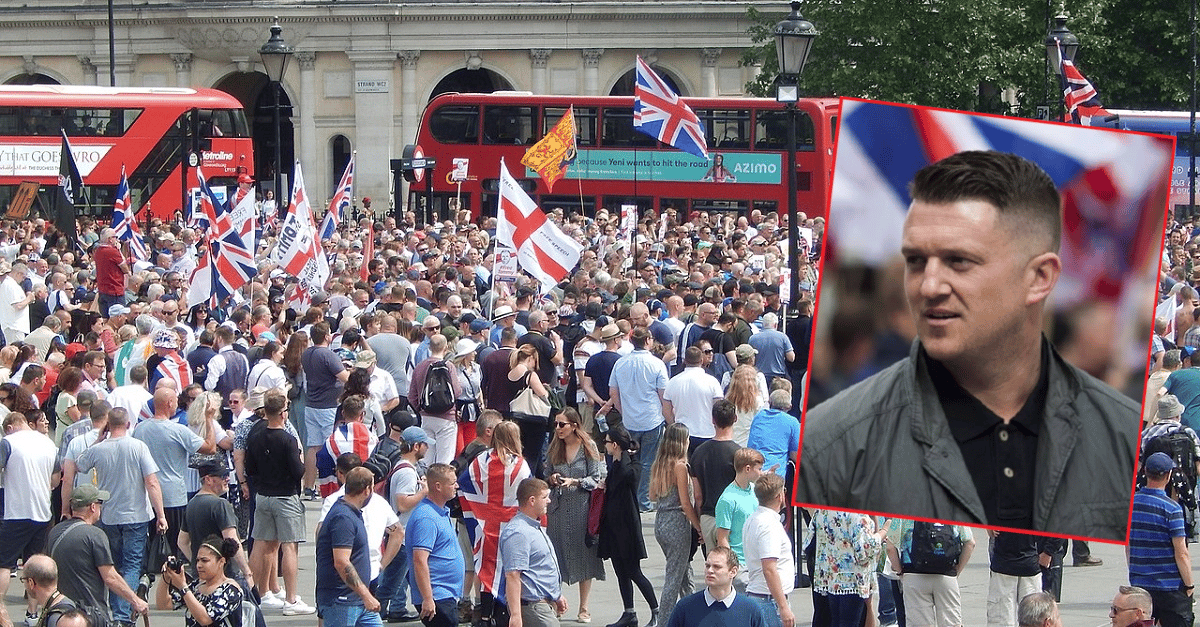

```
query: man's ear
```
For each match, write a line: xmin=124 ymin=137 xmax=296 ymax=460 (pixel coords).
xmin=1025 ymin=251 xmax=1061 ymax=306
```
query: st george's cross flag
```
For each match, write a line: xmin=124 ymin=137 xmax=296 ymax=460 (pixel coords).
xmin=495 ymin=158 xmax=583 ymax=291
xmin=110 ymin=167 xmax=148 ymax=261
xmin=272 ymin=163 xmax=329 ymax=308
xmin=186 ymin=167 xmax=257 ymax=309
xmin=320 ymin=153 xmax=355 ymax=241
xmin=634 ymin=56 xmax=708 ymax=160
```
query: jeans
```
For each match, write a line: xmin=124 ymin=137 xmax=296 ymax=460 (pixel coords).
xmin=375 ymin=544 xmax=410 ymax=615
xmin=628 ymin=423 xmax=663 ymax=511
xmin=750 ymin=595 xmax=784 ymax=627
xmin=420 ymin=597 xmax=458 ymax=627
xmin=320 ymin=602 xmax=385 ymax=627
xmin=100 ymin=521 xmax=149 ymax=623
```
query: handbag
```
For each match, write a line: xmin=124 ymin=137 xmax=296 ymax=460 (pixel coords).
xmin=145 ymin=529 xmax=174 ymax=575
xmin=509 ymin=375 xmax=551 ymax=422
xmin=584 ymin=486 xmax=605 ymax=548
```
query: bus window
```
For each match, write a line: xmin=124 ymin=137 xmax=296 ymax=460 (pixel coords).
xmin=700 ymin=110 xmax=750 ymax=150
xmin=602 ymin=195 xmax=652 ymax=216
xmin=755 ymin=110 xmax=816 ymax=151
xmin=430 ymin=105 xmax=480 ymax=144
xmin=602 ymin=108 xmax=657 ymax=147
xmin=199 ymin=109 xmax=248 ymax=138
xmin=545 ymin=107 xmax=597 ymax=147
xmin=539 ymin=194 xmax=595 ymax=218
xmin=752 ymin=200 xmax=778 ymax=215
xmin=483 ymin=106 xmax=534 ymax=145
xmin=1178 ymin=132 xmax=1197 ymax=157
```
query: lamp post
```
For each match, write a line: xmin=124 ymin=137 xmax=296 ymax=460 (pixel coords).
xmin=774 ymin=1 xmax=818 ymax=324
xmin=259 ymin=18 xmax=293 ymax=216
xmin=1044 ymin=13 xmax=1078 ymax=118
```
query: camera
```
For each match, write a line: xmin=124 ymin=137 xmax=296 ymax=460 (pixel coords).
xmin=166 ymin=556 xmax=183 ymax=574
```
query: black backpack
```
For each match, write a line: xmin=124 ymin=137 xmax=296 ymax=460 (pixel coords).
xmin=421 ymin=360 xmax=455 ymax=414
xmin=903 ymin=522 xmax=963 ymax=576
xmin=363 ymin=437 xmax=403 ymax=486
xmin=1144 ymin=429 xmax=1199 ymax=482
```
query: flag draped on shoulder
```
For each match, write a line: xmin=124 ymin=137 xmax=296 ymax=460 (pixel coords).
xmin=229 ymin=184 xmax=257 ymax=256
xmin=186 ymin=168 xmax=257 ymax=309
xmin=320 ymin=153 xmax=354 ymax=241
xmin=360 ymin=220 xmax=373 ymax=282
xmin=56 ymin=130 xmax=83 ymax=248
xmin=272 ymin=163 xmax=329 ymax=307
xmin=633 ymin=56 xmax=708 ymax=160
xmin=110 ymin=167 xmax=148 ymax=261
xmin=495 ymin=158 xmax=583 ymax=292
xmin=521 ymin=107 xmax=577 ymax=192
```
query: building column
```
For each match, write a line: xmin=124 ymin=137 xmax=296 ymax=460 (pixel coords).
xmin=170 ymin=53 xmax=192 ymax=88
xmin=77 ymin=56 xmax=97 ymax=85
xmin=701 ymin=48 xmax=720 ymax=97
xmin=530 ymin=49 xmax=551 ymax=94
xmin=581 ymin=49 xmax=604 ymax=96
xmin=295 ymin=51 xmax=319 ymax=205
xmin=347 ymin=50 xmax=397 ymax=212
xmin=397 ymin=50 xmax=421 ymax=217
xmin=96 ymin=54 xmax=136 ymax=87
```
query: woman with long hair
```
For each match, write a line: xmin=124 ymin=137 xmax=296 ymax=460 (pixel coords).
xmin=158 ymin=535 xmax=244 ymax=627
xmin=544 ymin=407 xmax=606 ymax=623
xmin=648 ymin=423 xmax=699 ymax=622
xmin=184 ymin=392 xmax=232 ymax=499
xmin=338 ymin=367 xmax=382 ymax=433
xmin=185 ymin=304 xmax=210 ymax=335
xmin=7 ymin=343 xmax=34 ymax=384
xmin=451 ymin=338 xmax=482 ymax=453
xmin=280 ymin=330 xmax=309 ymax=442
xmin=599 ymin=425 xmax=659 ymax=627
xmin=507 ymin=344 xmax=549 ymax=471
xmin=726 ymin=364 xmax=768 ymax=446
xmin=457 ymin=420 xmax=530 ymax=625
xmin=53 ymin=366 xmax=84 ymax=441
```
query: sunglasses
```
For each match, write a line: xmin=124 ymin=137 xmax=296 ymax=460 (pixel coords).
xmin=554 ymin=421 xmax=571 ymax=428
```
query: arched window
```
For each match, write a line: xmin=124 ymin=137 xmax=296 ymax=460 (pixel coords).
xmin=330 ymin=134 xmax=352 ymax=189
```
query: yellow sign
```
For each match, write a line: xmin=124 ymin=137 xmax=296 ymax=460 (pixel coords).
xmin=5 ymin=181 xmax=38 ymax=220
xmin=520 ymin=106 xmax=577 ymax=192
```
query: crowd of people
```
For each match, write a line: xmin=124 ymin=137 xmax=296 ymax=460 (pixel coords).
xmin=0 ymin=204 xmax=819 ymax=627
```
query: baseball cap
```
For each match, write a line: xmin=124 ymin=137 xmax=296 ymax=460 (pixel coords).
xmin=70 ymin=484 xmax=110 ymax=508
xmin=1146 ymin=451 xmax=1177 ymax=474
xmin=469 ymin=318 xmax=492 ymax=333
xmin=354 ymin=350 xmax=377 ymax=369
xmin=735 ymin=344 xmax=758 ymax=362
xmin=401 ymin=426 xmax=432 ymax=446
xmin=107 ymin=304 xmax=130 ymax=317
xmin=195 ymin=458 xmax=231 ymax=477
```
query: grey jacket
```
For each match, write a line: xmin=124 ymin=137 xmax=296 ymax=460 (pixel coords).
xmin=797 ymin=340 xmax=1138 ymax=541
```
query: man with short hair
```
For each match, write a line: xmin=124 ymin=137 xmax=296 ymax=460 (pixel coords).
xmin=316 ymin=466 xmax=385 ymax=627
xmin=93 ymin=228 xmax=129 ymax=314
xmin=747 ymin=390 xmax=799 ymax=477
xmin=245 ymin=391 xmax=314 ymax=616
xmin=663 ymin=346 xmax=724 ymax=454
xmin=742 ymin=473 xmax=793 ymax=627
xmin=1128 ymin=452 xmax=1193 ymax=627
xmin=500 ymin=478 xmax=567 ymax=627
xmin=409 ymin=334 xmax=460 ymax=467
xmin=690 ymin=400 xmax=741 ymax=553
xmin=367 ymin=314 xmax=413 ymax=413
xmin=406 ymin=463 xmax=464 ymax=627
xmin=798 ymin=150 xmax=1139 ymax=541
xmin=377 ymin=426 xmax=430 ymax=623
xmin=23 ymin=554 xmax=74 ymax=627
xmin=204 ymin=325 xmax=250 ymax=412
xmin=0 ymin=411 xmax=58 ymax=627
xmin=26 ymin=315 xmax=61 ymax=362
xmin=180 ymin=460 xmax=254 ymax=589
xmin=665 ymin=547 xmax=765 ymax=627
xmin=747 ymin=313 xmax=794 ymax=389
xmin=106 ymin=365 xmax=152 ymax=426
xmin=1110 ymin=585 xmax=1155 ymax=627
xmin=1017 ymin=591 xmax=1061 ymax=627
xmin=303 ymin=322 xmax=350 ymax=499
xmin=48 ymin=485 xmax=149 ymax=627
xmin=73 ymin=407 xmax=166 ymax=627
xmin=0 ymin=262 xmax=33 ymax=344
xmin=609 ymin=327 xmax=669 ymax=511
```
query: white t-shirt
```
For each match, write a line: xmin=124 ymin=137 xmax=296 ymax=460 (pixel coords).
xmin=318 ymin=490 xmax=400 ymax=580
xmin=743 ymin=505 xmax=795 ymax=597
xmin=0 ymin=276 xmax=28 ymax=336
xmin=662 ymin=367 xmax=724 ymax=439
xmin=389 ymin=461 xmax=421 ymax=526
xmin=1 ymin=429 xmax=57 ymax=521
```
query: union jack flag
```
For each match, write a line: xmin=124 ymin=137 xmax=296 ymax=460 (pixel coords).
xmin=152 ymin=351 xmax=192 ymax=391
xmin=316 ymin=422 xmax=377 ymax=498
xmin=110 ymin=167 xmax=148 ymax=261
xmin=320 ymin=153 xmax=354 ymax=241
xmin=457 ymin=450 xmax=531 ymax=594
xmin=1058 ymin=43 xmax=1106 ymax=125
xmin=186 ymin=168 xmax=256 ymax=309
xmin=634 ymin=56 xmax=708 ymax=160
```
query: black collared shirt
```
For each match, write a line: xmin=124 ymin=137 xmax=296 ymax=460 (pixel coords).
xmin=929 ymin=344 xmax=1050 ymax=529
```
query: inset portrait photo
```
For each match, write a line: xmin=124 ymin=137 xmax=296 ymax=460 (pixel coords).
xmin=796 ymin=98 xmax=1174 ymax=542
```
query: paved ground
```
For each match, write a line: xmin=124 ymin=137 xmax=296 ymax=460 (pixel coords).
xmin=2 ymin=501 xmax=1144 ymax=627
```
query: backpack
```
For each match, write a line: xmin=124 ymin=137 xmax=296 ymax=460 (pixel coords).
xmin=364 ymin=437 xmax=403 ymax=489
xmin=45 ymin=384 xmax=63 ymax=430
xmin=903 ymin=522 xmax=963 ymax=576
xmin=1144 ymin=428 xmax=1199 ymax=482
xmin=420 ymin=360 xmax=455 ymax=414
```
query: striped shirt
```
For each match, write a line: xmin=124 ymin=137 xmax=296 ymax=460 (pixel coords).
xmin=1128 ymin=487 xmax=1186 ymax=591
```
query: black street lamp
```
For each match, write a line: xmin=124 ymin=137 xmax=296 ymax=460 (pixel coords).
xmin=1044 ymin=13 xmax=1078 ymax=118
xmin=259 ymin=18 xmax=293 ymax=215
xmin=774 ymin=1 xmax=818 ymax=324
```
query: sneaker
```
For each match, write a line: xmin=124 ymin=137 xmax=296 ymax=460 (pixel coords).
xmin=259 ymin=591 xmax=286 ymax=610
xmin=25 ymin=612 xmax=37 ymax=627
xmin=302 ymin=488 xmax=318 ymax=501
xmin=457 ymin=599 xmax=473 ymax=623
xmin=282 ymin=596 xmax=317 ymax=616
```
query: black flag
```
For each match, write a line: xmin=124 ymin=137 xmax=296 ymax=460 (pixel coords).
xmin=56 ymin=130 xmax=82 ymax=248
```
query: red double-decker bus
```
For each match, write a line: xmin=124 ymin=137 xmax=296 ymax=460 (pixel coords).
xmin=0 ymin=85 xmax=253 ymax=221
xmin=408 ymin=92 xmax=838 ymax=220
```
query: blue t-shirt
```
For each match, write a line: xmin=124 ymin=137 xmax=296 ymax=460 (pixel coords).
xmin=1166 ymin=368 xmax=1200 ymax=432
xmin=1129 ymin=487 xmax=1187 ymax=591
xmin=583 ymin=351 xmax=622 ymax=402
xmin=748 ymin=329 xmax=794 ymax=377
xmin=746 ymin=408 xmax=799 ymax=475
xmin=316 ymin=498 xmax=371 ymax=607
xmin=406 ymin=497 xmax=464 ymax=604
